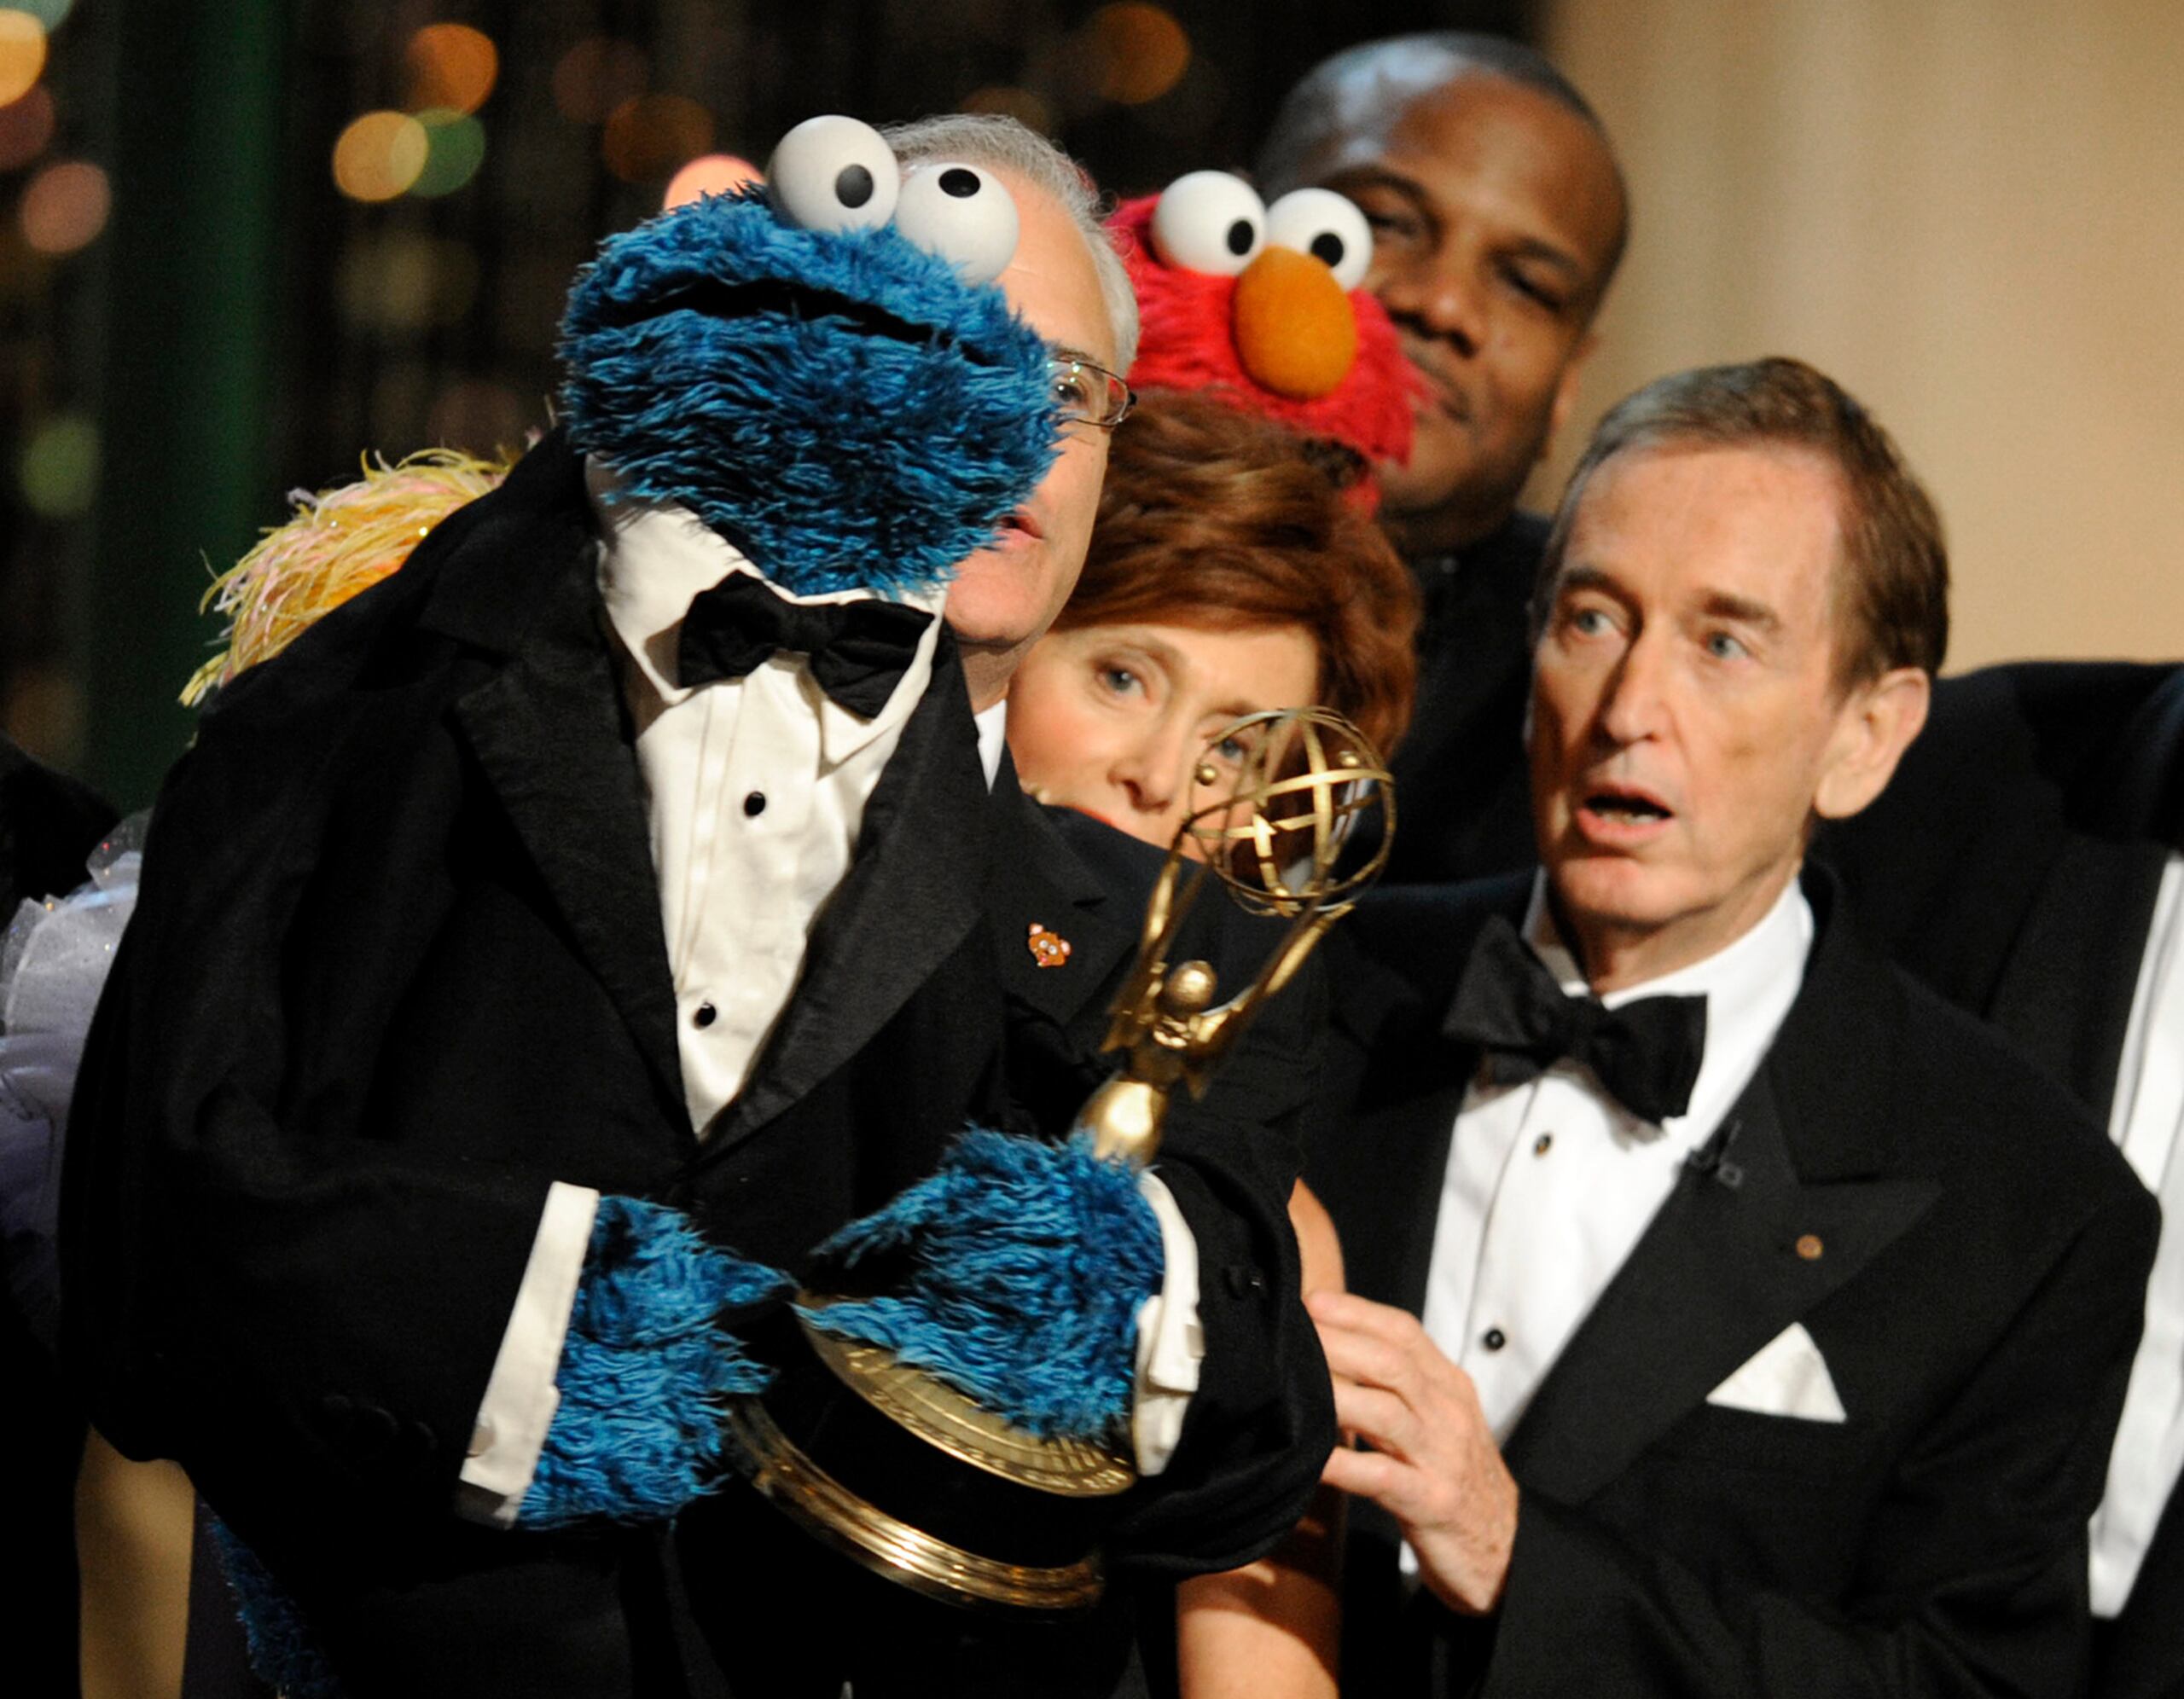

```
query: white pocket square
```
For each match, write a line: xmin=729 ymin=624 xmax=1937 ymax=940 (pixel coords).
xmin=1705 ymin=1321 xmax=1846 ymax=1423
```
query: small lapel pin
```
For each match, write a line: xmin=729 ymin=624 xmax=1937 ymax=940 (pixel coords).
xmin=1794 ymin=1232 xmax=1824 ymax=1261
xmin=1027 ymin=922 xmax=1072 ymax=969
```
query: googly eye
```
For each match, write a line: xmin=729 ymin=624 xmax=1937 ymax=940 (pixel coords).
xmin=892 ymin=162 xmax=1019 ymax=285
xmin=1264 ymin=188 xmax=1374 ymax=290
xmin=767 ymin=114 xmax=901 ymax=234
xmin=1148 ymin=171 xmax=1266 ymax=276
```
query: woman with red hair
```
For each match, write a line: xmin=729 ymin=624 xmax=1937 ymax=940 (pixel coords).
xmin=1008 ymin=385 xmax=1419 ymax=1699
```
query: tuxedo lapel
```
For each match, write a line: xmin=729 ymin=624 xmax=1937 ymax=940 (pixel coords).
xmin=1503 ymin=1070 xmax=1936 ymax=1504
xmin=985 ymin=786 xmax=1141 ymax=1041
xmin=701 ymin=637 xmax=990 ymax=1151
xmin=1504 ymin=878 xmax=1941 ymax=1505
xmin=1986 ymin=831 xmax=2169 ymax=1117
xmin=450 ymin=526 xmax=688 ymax=1130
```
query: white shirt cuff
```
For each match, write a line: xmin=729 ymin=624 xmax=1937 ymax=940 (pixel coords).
xmin=1130 ymin=1169 xmax=1203 ymax=1476
xmin=456 ymin=1180 xmax=600 ymax=1527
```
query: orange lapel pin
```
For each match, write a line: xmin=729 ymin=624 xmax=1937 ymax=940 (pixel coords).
xmin=1027 ymin=922 xmax=1072 ymax=968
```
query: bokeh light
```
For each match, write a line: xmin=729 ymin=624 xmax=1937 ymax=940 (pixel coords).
xmin=404 ymin=23 xmax=497 ymax=115
xmin=338 ymin=233 xmax=479 ymax=333
xmin=333 ymin=111 xmax=428 ymax=202
xmin=961 ymin=86 xmax=1054 ymax=135
xmin=1084 ymin=4 xmax=1189 ymax=106
xmin=601 ymin=94 xmax=712 ymax=184
xmin=19 ymin=158 xmax=106 ymax=252
xmin=0 ymin=10 xmax=47 ymax=107
xmin=552 ymin=38 xmax=648 ymax=125
xmin=410 ymin=108 xmax=485 ymax=197
xmin=0 ymin=82 xmax=53 ymax=171
xmin=20 ymin=414 xmax=97 ymax=518
xmin=663 ymin=153 xmax=758 ymax=210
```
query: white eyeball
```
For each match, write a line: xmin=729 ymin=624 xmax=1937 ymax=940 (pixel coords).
xmin=1148 ymin=171 xmax=1266 ymax=276
xmin=892 ymin=162 xmax=1019 ymax=285
xmin=767 ymin=114 xmax=900 ymax=234
xmin=1264 ymin=188 xmax=1374 ymax=290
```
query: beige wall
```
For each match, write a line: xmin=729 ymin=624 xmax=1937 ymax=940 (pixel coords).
xmin=1536 ymin=0 xmax=2184 ymax=671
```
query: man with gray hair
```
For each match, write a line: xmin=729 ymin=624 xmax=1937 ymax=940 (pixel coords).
xmin=1306 ymin=357 xmax=2152 ymax=1695
xmin=1258 ymin=34 xmax=1628 ymax=884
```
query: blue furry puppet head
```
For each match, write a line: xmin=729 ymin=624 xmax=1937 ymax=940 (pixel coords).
xmin=558 ymin=116 xmax=1063 ymax=599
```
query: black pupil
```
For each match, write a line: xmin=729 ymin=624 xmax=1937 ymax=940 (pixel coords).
xmin=940 ymin=168 xmax=980 ymax=199
xmin=835 ymin=164 xmax=874 ymax=209
xmin=1225 ymin=218 xmax=1254 ymax=257
xmin=1310 ymin=233 xmax=1345 ymax=268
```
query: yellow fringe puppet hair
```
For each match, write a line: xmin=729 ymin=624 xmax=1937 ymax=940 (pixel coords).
xmin=181 ymin=447 xmax=514 ymax=706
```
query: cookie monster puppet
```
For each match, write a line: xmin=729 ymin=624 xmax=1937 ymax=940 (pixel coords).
xmin=61 ymin=115 xmax=1303 ymax=1699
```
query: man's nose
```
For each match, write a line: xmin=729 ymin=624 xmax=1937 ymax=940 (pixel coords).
xmin=1375 ymin=252 xmax=1484 ymax=357
xmin=1594 ymin=631 xmax=1669 ymax=746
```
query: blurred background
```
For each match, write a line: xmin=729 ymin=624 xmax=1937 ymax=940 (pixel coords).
xmin=0 ymin=0 xmax=2177 ymax=808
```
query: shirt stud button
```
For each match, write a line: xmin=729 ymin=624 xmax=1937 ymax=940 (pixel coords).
xmin=743 ymin=791 xmax=767 ymax=816
xmin=1482 ymin=1327 xmax=1507 ymax=1352
xmin=1533 ymin=1133 xmax=1554 ymax=1157
xmin=694 ymin=1002 xmax=717 ymax=1029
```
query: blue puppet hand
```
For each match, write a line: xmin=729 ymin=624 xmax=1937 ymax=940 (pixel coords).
xmin=520 ymin=1195 xmax=792 ymax=1530
xmin=802 ymin=1130 xmax=1165 ymax=1442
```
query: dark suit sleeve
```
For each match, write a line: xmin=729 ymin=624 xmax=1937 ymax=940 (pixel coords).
xmin=59 ymin=664 xmax=552 ymax=1569
xmin=1109 ymin=938 xmax=1339 ymax=1577
xmin=1463 ymin=1181 xmax=2157 ymax=1698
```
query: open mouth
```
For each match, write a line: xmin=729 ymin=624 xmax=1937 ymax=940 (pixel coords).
xmin=1579 ymin=785 xmax=1674 ymax=827
xmin=594 ymin=276 xmax=995 ymax=363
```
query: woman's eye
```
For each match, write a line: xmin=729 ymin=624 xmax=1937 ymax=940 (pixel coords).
xmin=1097 ymin=664 xmax=1141 ymax=695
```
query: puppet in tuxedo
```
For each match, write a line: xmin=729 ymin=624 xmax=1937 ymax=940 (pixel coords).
xmin=1304 ymin=358 xmax=2156 ymax=1696
xmin=1821 ymin=659 xmax=2184 ymax=1699
xmin=60 ymin=115 xmax=1331 ymax=1698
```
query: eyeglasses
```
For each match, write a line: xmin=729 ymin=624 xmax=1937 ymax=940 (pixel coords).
xmin=1048 ymin=355 xmax=1135 ymax=429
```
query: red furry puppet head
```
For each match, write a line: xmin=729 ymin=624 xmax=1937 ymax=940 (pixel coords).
xmin=1111 ymin=171 xmax=1418 ymax=506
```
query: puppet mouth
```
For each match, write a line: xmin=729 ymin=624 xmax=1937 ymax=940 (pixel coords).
xmin=599 ymin=277 xmax=996 ymax=363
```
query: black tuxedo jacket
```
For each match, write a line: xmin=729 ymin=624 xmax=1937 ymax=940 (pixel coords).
xmin=1306 ymin=871 xmax=2157 ymax=1696
xmin=1821 ymin=660 xmax=2184 ymax=1699
xmin=59 ymin=432 xmax=1333 ymax=1698
xmin=1380 ymin=513 xmax=1547 ymax=887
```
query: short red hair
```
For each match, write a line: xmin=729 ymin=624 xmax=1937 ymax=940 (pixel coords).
xmin=1058 ymin=389 xmax=1420 ymax=758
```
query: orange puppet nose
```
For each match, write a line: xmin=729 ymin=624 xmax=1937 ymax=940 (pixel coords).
xmin=1231 ymin=246 xmax=1358 ymax=400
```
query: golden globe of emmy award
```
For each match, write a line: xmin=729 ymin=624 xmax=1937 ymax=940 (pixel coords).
xmin=725 ymin=708 xmax=1393 ymax=1612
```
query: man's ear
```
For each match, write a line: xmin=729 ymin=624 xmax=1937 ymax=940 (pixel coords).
xmin=1813 ymin=665 xmax=1931 ymax=821
xmin=1545 ymin=330 xmax=1600 ymax=453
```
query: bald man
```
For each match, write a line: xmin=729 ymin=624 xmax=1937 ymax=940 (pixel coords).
xmin=1258 ymin=35 xmax=1627 ymax=884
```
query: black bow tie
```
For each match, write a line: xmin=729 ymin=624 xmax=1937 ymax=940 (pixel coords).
xmin=1442 ymin=913 xmax=1709 ymax=1124
xmin=676 ymin=576 xmax=933 ymax=718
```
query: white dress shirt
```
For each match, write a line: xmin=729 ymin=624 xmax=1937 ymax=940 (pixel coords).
xmin=2090 ymin=852 xmax=2184 ymax=1616
xmin=459 ymin=471 xmax=1199 ymax=1522
xmin=1422 ymin=874 xmax=1815 ymax=1441
xmin=1403 ymin=874 xmax=1814 ymax=1576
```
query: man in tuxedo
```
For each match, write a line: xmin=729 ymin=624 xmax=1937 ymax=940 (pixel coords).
xmin=61 ymin=116 xmax=1330 ymax=1698
xmin=1257 ymin=35 xmax=1628 ymax=882
xmin=1821 ymin=660 xmax=2184 ymax=1699
xmin=1304 ymin=357 xmax=2157 ymax=1695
